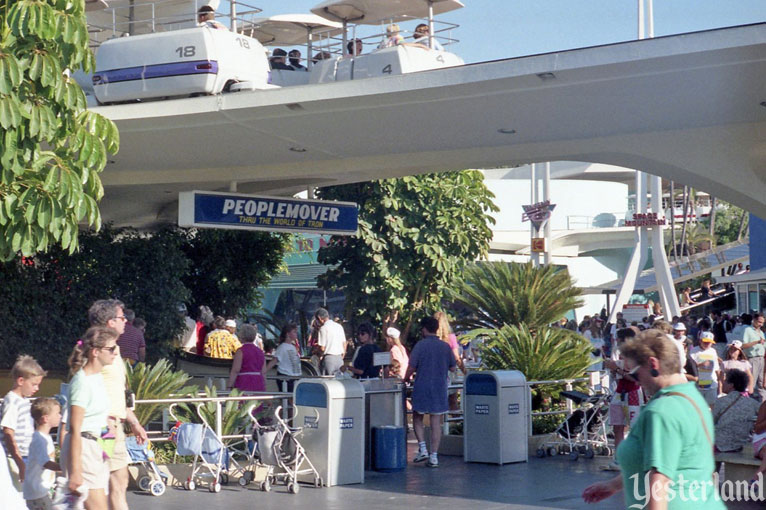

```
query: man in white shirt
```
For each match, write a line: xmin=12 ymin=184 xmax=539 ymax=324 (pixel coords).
xmin=315 ymin=308 xmax=346 ymax=375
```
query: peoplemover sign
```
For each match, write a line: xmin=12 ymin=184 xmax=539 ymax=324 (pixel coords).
xmin=178 ymin=191 xmax=358 ymax=235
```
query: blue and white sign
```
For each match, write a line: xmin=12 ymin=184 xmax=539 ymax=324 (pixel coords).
xmin=304 ymin=416 xmax=319 ymax=429
xmin=178 ymin=191 xmax=358 ymax=235
xmin=474 ymin=404 xmax=490 ymax=415
xmin=339 ymin=417 xmax=354 ymax=429
xmin=508 ymin=403 xmax=519 ymax=415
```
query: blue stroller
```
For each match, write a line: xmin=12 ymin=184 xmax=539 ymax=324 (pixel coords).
xmin=170 ymin=404 xmax=229 ymax=493
xmin=126 ymin=436 xmax=168 ymax=496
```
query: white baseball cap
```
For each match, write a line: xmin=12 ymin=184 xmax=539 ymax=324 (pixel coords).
xmin=386 ymin=327 xmax=400 ymax=339
xmin=700 ymin=331 xmax=715 ymax=343
xmin=673 ymin=323 xmax=687 ymax=331
xmin=225 ymin=319 xmax=237 ymax=328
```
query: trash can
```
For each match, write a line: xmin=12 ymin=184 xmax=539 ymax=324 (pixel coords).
xmin=361 ymin=379 xmax=404 ymax=469
xmin=371 ymin=425 xmax=406 ymax=471
xmin=463 ymin=370 xmax=528 ymax=464
xmin=294 ymin=378 xmax=365 ymax=486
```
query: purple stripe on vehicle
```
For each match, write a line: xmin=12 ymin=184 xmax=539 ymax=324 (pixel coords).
xmin=92 ymin=61 xmax=219 ymax=85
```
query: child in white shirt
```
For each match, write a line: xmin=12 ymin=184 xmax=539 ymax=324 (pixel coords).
xmin=23 ymin=398 xmax=62 ymax=510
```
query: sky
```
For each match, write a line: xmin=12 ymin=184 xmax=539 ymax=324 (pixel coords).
xmin=251 ymin=0 xmax=766 ymax=64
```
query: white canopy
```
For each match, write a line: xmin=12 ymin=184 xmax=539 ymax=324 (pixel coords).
xmin=310 ymin=0 xmax=463 ymax=25
xmin=249 ymin=14 xmax=343 ymax=45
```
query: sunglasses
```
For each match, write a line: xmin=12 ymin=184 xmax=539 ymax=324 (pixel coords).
xmin=101 ymin=345 xmax=118 ymax=354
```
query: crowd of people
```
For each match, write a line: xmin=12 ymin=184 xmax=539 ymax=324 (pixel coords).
xmin=581 ymin=310 xmax=766 ymax=507
xmin=1 ymin=299 xmax=148 ymax=510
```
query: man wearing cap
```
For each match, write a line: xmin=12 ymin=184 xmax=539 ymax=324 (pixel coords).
xmin=742 ymin=313 xmax=766 ymax=401
xmin=691 ymin=331 xmax=722 ymax=406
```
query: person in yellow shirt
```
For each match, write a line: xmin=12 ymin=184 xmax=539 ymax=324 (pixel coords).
xmin=204 ymin=317 xmax=242 ymax=359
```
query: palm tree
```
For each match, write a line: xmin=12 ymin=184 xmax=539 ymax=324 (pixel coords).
xmin=476 ymin=324 xmax=593 ymax=382
xmin=448 ymin=261 xmax=583 ymax=331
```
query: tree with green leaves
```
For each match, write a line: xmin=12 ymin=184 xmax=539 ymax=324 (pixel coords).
xmin=0 ymin=0 xmax=118 ymax=260
xmin=180 ymin=229 xmax=291 ymax=318
xmin=316 ymin=171 xmax=497 ymax=334
xmin=449 ymin=261 xmax=583 ymax=332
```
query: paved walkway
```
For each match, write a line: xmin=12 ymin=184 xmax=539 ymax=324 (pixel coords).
xmin=127 ymin=443 xmax=763 ymax=510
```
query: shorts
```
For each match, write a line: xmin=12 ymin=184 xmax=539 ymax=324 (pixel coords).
xmin=7 ymin=455 xmax=25 ymax=491
xmin=26 ymin=496 xmax=52 ymax=510
xmin=753 ymin=432 xmax=766 ymax=457
xmin=61 ymin=435 xmax=110 ymax=493
xmin=107 ymin=425 xmax=129 ymax=472
xmin=608 ymin=390 xmax=644 ymax=427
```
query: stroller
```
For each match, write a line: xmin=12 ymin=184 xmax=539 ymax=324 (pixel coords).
xmin=169 ymin=403 xmax=231 ymax=493
xmin=246 ymin=405 xmax=322 ymax=494
xmin=536 ymin=390 xmax=611 ymax=461
xmin=126 ymin=436 xmax=168 ymax=496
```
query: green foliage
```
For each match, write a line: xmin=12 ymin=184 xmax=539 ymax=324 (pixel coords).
xmin=316 ymin=171 xmax=497 ymax=325
xmin=450 ymin=261 xmax=583 ymax=331
xmin=126 ymin=360 xmax=198 ymax=425
xmin=473 ymin=324 xmax=593 ymax=382
xmin=0 ymin=226 xmax=190 ymax=369
xmin=180 ymin=229 xmax=291 ymax=317
xmin=700 ymin=201 xmax=748 ymax=245
xmin=0 ymin=0 xmax=118 ymax=260
xmin=173 ymin=386 xmax=252 ymax=438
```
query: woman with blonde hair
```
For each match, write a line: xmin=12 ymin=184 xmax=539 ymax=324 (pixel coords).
xmin=434 ymin=311 xmax=464 ymax=410
xmin=63 ymin=326 xmax=120 ymax=510
xmin=583 ymin=329 xmax=724 ymax=509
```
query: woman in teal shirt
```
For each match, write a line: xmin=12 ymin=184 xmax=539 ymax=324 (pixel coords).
xmin=583 ymin=330 xmax=725 ymax=509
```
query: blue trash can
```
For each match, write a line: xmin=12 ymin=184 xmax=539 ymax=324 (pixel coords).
xmin=372 ymin=426 xmax=406 ymax=472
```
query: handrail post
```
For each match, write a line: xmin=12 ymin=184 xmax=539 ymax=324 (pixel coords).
xmin=215 ymin=399 xmax=223 ymax=438
xmin=565 ymin=381 xmax=573 ymax=415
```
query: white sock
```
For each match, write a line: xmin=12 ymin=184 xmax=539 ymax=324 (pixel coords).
xmin=430 ymin=452 xmax=438 ymax=462
xmin=418 ymin=441 xmax=427 ymax=454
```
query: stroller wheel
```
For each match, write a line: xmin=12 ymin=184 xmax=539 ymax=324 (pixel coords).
xmin=185 ymin=479 xmax=196 ymax=491
xmin=569 ymin=451 xmax=579 ymax=461
xmin=150 ymin=481 xmax=166 ymax=497
xmin=535 ymin=448 xmax=546 ymax=458
xmin=288 ymin=482 xmax=300 ymax=494
xmin=314 ymin=476 xmax=323 ymax=488
xmin=210 ymin=482 xmax=222 ymax=493
xmin=584 ymin=447 xmax=595 ymax=459
xmin=547 ymin=447 xmax=557 ymax=457
xmin=220 ymin=473 xmax=229 ymax=485
xmin=238 ymin=475 xmax=250 ymax=487
xmin=138 ymin=476 xmax=152 ymax=491
xmin=260 ymin=479 xmax=271 ymax=492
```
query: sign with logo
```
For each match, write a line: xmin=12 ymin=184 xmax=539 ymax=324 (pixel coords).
xmin=178 ymin=191 xmax=358 ymax=235
xmin=624 ymin=212 xmax=666 ymax=227
xmin=508 ymin=403 xmax=519 ymax=415
xmin=339 ymin=417 xmax=354 ymax=429
xmin=531 ymin=238 xmax=545 ymax=253
xmin=304 ymin=416 xmax=319 ymax=429
xmin=522 ymin=200 xmax=556 ymax=230
xmin=474 ymin=404 xmax=490 ymax=415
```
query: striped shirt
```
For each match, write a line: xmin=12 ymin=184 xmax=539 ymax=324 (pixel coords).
xmin=0 ymin=391 xmax=34 ymax=457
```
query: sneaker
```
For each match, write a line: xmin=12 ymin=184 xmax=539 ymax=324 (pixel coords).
xmin=601 ymin=460 xmax=620 ymax=472
xmin=413 ymin=451 xmax=429 ymax=463
xmin=426 ymin=458 xmax=439 ymax=468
